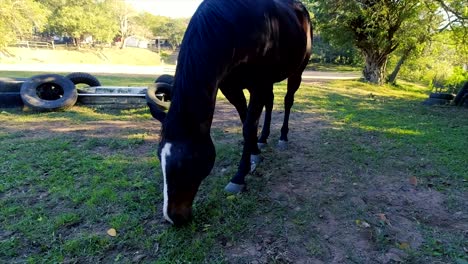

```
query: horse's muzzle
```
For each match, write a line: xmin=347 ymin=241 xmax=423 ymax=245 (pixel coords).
xmin=168 ymin=207 xmax=193 ymax=226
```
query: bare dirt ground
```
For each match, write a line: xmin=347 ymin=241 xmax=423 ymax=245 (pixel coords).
xmin=213 ymin=101 xmax=467 ymax=263
xmin=2 ymin=99 xmax=466 ymax=263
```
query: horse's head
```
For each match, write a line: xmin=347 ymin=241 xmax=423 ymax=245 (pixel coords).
xmin=158 ymin=138 xmax=215 ymax=225
xmin=148 ymin=90 xmax=216 ymax=226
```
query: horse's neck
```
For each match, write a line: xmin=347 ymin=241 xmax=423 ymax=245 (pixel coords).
xmin=164 ymin=71 xmax=219 ymax=140
xmin=163 ymin=8 xmax=239 ymax=140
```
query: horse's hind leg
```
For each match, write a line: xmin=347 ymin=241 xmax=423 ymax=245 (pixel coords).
xmin=278 ymin=71 xmax=303 ymax=150
xmin=257 ymin=88 xmax=274 ymax=149
xmin=225 ymin=87 xmax=267 ymax=194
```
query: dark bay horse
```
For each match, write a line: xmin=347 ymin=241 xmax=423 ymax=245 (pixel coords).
xmin=148 ymin=0 xmax=312 ymax=225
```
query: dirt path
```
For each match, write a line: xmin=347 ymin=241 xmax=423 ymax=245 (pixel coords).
xmin=213 ymin=102 xmax=467 ymax=263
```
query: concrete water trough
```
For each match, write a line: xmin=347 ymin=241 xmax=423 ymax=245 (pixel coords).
xmin=77 ymin=86 xmax=149 ymax=109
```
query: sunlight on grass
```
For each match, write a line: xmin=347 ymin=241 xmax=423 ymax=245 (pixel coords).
xmin=357 ymin=124 xmax=423 ymax=136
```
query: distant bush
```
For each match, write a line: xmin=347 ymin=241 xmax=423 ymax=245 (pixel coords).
xmin=444 ymin=66 xmax=468 ymax=93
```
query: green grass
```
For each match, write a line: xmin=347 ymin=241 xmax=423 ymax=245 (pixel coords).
xmin=1 ymin=47 xmax=164 ymax=66
xmin=0 ymin=71 xmax=156 ymax=87
xmin=307 ymin=63 xmax=362 ymax=72
xmin=0 ymin=74 xmax=466 ymax=263
xmin=295 ymin=81 xmax=467 ymax=182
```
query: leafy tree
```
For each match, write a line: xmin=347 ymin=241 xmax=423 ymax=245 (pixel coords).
xmin=47 ymin=0 xmax=118 ymax=46
xmin=387 ymin=0 xmax=467 ymax=85
xmin=87 ymin=1 xmax=119 ymax=44
xmin=152 ymin=18 xmax=188 ymax=50
xmin=395 ymin=30 xmax=465 ymax=92
xmin=104 ymin=0 xmax=138 ymax=48
xmin=312 ymin=0 xmax=421 ymax=85
xmin=131 ymin=12 xmax=157 ymax=40
xmin=435 ymin=0 xmax=468 ymax=62
xmin=312 ymin=34 xmax=362 ymax=65
xmin=0 ymin=0 xmax=48 ymax=49
xmin=387 ymin=2 xmax=443 ymax=83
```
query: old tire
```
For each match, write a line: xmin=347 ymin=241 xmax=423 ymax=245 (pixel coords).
xmin=429 ymin=93 xmax=454 ymax=100
xmin=0 ymin=93 xmax=23 ymax=108
xmin=0 ymin=78 xmax=25 ymax=93
xmin=146 ymin=83 xmax=172 ymax=111
xmin=20 ymin=74 xmax=78 ymax=111
xmin=65 ymin=72 xmax=101 ymax=91
xmin=155 ymin=74 xmax=174 ymax=86
xmin=421 ymin=98 xmax=450 ymax=106
xmin=453 ymin=82 xmax=468 ymax=106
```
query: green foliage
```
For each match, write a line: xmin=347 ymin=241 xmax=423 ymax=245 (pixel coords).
xmin=390 ymin=31 xmax=467 ymax=93
xmin=305 ymin=0 xmax=468 ymax=86
xmin=131 ymin=13 xmax=189 ymax=49
xmin=310 ymin=0 xmax=422 ymax=84
xmin=312 ymin=35 xmax=362 ymax=65
xmin=445 ymin=67 xmax=468 ymax=93
xmin=0 ymin=0 xmax=48 ymax=48
xmin=47 ymin=0 xmax=118 ymax=44
xmin=152 ymin=17 xmax=189 ymax=49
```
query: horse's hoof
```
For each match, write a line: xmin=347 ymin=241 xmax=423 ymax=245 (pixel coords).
xmin=251 ymin=154 xmax=262 ymax=164
xmin=250 ymin=154 xmax=262 ymax=172
xmin=277 ymin=140 xmax=288 ymax=150
xmin=224 ymin=182 xmax=246 ymax=194
xmin=257 ymin=142 xmax=267 ymax=149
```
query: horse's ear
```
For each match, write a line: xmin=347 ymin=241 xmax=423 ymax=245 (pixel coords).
xmin=148 ymin=103 xmax=167 ymax=123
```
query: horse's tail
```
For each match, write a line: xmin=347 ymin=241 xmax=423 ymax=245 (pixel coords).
xmin=292 ymin=0 xmax=313 ymax=57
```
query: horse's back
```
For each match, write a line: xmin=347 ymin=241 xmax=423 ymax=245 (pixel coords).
xmin=178 ymin=0 xmax=311 ymax=89
xmin=213 ymin=0 xmax=311 ymax=86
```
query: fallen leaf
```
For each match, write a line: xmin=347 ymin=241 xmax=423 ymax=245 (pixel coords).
xmin=398 ymin=242 xmax=410 ymax=250
xmin=107 ymin=228 xmax=117 ymax=237
xmin=377 ymin=213 xmax=387 ymax=221
xmin=226 ymin=195 xmax=236 ymax=200
xmin=376 ymin=213 xmax=392 ymax=226
xmin=409 ymin=176 xmax=418 ymax=186
xmin=355 ymin=219 xmax=371 ymax=228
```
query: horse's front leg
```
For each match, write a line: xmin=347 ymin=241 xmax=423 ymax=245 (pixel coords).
xmin=257 ymin=88 xmax=274 ymax=149
xmin=221 ymin=86 xmax=262 ymax=164
xmin=225 ymin=89 xmax=266 ymax=194
xmin=220 ymin=86 xmax=247 ymax=123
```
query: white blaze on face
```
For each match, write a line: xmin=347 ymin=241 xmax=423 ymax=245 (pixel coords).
xmin=161 ymin=143 xmax=174 ymax=224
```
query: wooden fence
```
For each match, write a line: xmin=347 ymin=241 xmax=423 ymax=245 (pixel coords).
xmin=15 ymin=41 xmax=55 ymax=49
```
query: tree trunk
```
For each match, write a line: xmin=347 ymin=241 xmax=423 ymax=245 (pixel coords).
xmin=387 ymin=46 xmax=413 ymax=84
xmin=363 ymin=53 xmax=388 ymax=85
xmin=120 ymin=37 xmax=128 ymax=49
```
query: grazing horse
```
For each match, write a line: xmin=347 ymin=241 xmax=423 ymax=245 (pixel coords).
xmin=148 ymin=0 xmax=312 ymax=226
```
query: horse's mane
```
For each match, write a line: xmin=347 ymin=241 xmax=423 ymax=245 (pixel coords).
xmin=163 ymin=0 xmax=301 ymax=139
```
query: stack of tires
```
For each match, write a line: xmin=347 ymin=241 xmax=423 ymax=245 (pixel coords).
xmin=0 ymin=78 xmax=24 ymax=108
xmin=422 ymin=82 xmax=468 ymax=108
xmin=146 ymin=74 xmax=174 ymax=112
xmin=422 ymin=92 xmax=455 ymax=106
xmin=0 ymin=72 xmax=100 ymax=111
